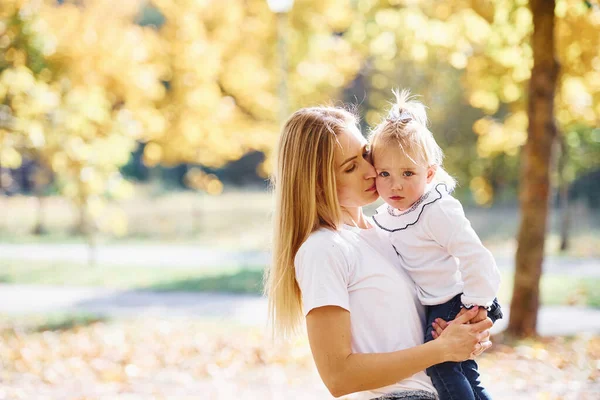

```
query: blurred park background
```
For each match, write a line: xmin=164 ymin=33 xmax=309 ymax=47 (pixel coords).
xmin=0 ymin=0 xmax=599 ymax=399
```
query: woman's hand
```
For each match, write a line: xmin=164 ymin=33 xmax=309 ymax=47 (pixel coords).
xmin=431 ymin=307 xmax=488 ymax=339
xmin=433 ymin=307 xmax=493 ymax=362
xmin=432 ymin=317 xmax=492 ymax=358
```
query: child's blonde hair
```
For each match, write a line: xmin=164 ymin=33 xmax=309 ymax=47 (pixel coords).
xmin=369 ymin=89 xmax=456 ymax=190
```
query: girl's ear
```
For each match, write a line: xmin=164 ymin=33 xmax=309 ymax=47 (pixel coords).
xmin=426 ymin=165 xmax=437 ymax=183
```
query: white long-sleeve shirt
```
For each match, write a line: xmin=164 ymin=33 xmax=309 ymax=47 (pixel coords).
xmin=372 ymin=183 xmax=501 ymax=308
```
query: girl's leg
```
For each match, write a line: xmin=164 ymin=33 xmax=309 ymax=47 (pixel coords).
xmin=462 ymin=359 xmax=493 ymax=400
xmin=427 ymin=361 xmax=476 ymax=400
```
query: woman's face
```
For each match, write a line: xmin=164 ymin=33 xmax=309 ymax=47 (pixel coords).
xmin=334 ymin=125 xmax=378 ymax=209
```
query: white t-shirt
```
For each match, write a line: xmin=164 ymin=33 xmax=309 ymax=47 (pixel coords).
xmin=372 ymin=183 xmax=501 ymax=308
xmin=294 ymin=222 xmax=436 ymax=399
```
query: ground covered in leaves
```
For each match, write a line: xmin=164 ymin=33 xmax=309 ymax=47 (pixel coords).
xmin=0 ymin=316 xmax=598 ymax=400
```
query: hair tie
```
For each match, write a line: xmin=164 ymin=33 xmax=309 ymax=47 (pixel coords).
xmin=387 ymin=110 xmax=412 ymax=125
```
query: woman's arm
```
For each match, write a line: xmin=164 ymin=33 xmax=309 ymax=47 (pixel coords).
xmin=306 ymin=305 xmax=490 ymax=398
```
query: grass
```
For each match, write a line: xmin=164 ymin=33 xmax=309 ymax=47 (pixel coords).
xmin=0 ymin=311 xmax=109 ymax=333
xmin=147 ymin=269 xmax=263 ymax=293
xmin=0 ymin=190 xmax=275 ymax=251
xmin=1 ymin=258 xmax=599 ymax=308
xmin=0 ymin=258 xmax=264 ymax=293
xmin=32 ymin=313 xmax=107 ymax=332
xmin=497 ymin=272 xmax=600 ymax=308
xmin=1 ymin=191 xmax=599 ymax=256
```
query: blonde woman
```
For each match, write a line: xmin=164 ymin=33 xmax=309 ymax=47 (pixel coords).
xmin=265 ymin=106 xmax=493 ymax=400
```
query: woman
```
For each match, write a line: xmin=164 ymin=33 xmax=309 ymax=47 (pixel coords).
xmin=265 ymin=106 xmax=492 ymax=400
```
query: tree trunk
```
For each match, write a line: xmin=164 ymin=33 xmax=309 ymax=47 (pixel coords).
xmin=80 ymin=200 xmax=97 ymax=267
xmin=74 ymin=192 xmax=97 ymax=267
xmin=558 ymin=180 xmax=570 ymax=251
xmin=508 ymin=0 xmax=559 ymax=338
xmin=32 ymin=194 xmax=46 ymax=235
xmin=76 ymin=199 xmax=87 ymax=235
xmin=31 ymin=165 xmax=52 ymax=235
xmin=556 ymin=137 xmax=570 ymax=252
xmin=87 ymin=226 xmax=97 ymax=267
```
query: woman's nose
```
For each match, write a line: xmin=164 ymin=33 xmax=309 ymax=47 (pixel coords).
xmin=363 ymin=161 xmax=377 ymax=179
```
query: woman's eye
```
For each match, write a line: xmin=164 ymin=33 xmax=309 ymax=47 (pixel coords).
xmin=345 ymin=164 xmax=357 ymax=173
xmin=378 ymin=171 xmax=389 ymax=177
xmin=362 ymin=150 xmax=370 ymax=159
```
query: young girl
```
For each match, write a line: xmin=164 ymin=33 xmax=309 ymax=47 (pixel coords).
xmin=369 ymin=90 xmax=503 ymax=400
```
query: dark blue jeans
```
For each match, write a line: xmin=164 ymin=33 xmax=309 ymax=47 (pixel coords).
xmin=424 ymin=294 xmax=502 ymax=400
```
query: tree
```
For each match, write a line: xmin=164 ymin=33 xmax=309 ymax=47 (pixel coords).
xmin=508 ymin=0 xmax=559 ymax=337
xmin=344 ymin=0 xmax=599 ymax=336
xmin=1 ymin=0 xmax=164 ymax=262
xmin=146 ymin=0 xmax=363 ymax=178
xmin=2 ymin=0 xmax=365 ymax=239
xmin=0 ymin=0 xmax=59 ymax=234
xmin=36 ymin=0 xmax=162 ymax=240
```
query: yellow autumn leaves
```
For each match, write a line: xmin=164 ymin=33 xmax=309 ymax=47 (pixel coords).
xmin=1 ymin=0 xmax=599 ymax=215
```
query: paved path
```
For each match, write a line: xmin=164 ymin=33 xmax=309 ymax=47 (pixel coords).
xmin=1 ymin=243 xmax=599 ymax=276
xmin=0 ymin=284 xmax=267 ymax=325
xmin=1 ymin=284 xmax=600 ymax=337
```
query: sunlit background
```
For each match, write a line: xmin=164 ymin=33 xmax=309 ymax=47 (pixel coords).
xmin=0 ymin=0 xmax=599 ymax=399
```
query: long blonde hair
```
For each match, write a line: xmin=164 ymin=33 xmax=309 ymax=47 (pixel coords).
xmin=265 ymin=106 xmax=357 ymax=339
xmin=369 ymin=89 xmax=456 ymax=190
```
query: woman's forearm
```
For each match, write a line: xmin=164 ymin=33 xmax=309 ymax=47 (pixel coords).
xmin=307 ymin=306 xmax=484 ymax=398
xmin=330 ymin=340 xmax=445 ymax=397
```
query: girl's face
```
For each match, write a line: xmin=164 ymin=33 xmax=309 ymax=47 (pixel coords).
xmin=372 ymin=146 xmax=436 ymax=211
xmin=334 ymin=125 xmax=378 ymax=209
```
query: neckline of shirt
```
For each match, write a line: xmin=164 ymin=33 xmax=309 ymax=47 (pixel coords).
xmin=342 ymin=217 xmax=376 ymax=232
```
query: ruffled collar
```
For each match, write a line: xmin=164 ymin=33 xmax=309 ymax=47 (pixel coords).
xmin=372 ymin=183 xmax=450 ymax=232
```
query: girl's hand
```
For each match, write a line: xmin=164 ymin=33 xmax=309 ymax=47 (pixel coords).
xmin=434 ymin=307 xmax=493 ymax=362
xmin=454 ymin=306 xmax=488 ymax=324
xmin=431 ymin=318 xmax=448 ymax=340
xmin=469 ymin=307 xmax=488 ymax=324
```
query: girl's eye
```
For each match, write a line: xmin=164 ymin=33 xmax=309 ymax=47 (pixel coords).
xmin=345 ymin=164 xmax=357 ymax=173
xmin=378 ymin=171 xmax=389 ymax=178
xmin=403 ymin=171 xmax=414 ymax=177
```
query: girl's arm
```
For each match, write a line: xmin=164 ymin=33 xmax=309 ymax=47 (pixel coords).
xmin=425 ymin=196 xmax=501 ymax=309
xmin=306 ymin=305 xmax=490 ymax=398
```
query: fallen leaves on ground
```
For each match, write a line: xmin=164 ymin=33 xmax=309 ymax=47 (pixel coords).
xmin=0 ymin=317 xmax=598 ymax=399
